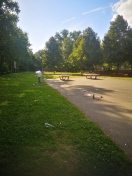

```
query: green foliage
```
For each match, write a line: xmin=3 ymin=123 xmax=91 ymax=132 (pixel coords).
xmin=60 ymin=29 xmax=69 ymax=39
xmin=45 ymin=37 xmax=62 ymax=71
xmin=1 ymin=2 xmax=132 ymax=73
xmin=102 ymin=15 xmax=130 ymax=70
xmin=40 ymin=15 xmax=132 ymax=72
xmin=70 ymin=30 xmax=81 ymax=41
xmin=69 ymin=27 xmax=101 ymax=71
xmin=61 ymin=37 xmax=73 ymax=71
xmin=0 ymin=0 xmax=35 ymax=73
xmin=123 ymin=28 xmax=132 ymax=68
xmin=42 ymin=28 xmax=102 ymax=72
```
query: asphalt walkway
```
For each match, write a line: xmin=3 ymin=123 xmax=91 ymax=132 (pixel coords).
xmin=45 ymin=77 xmax=132 ymax=160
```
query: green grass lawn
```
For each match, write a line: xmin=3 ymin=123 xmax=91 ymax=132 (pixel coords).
xmin=0 ymin=72 xmax=132 ymax=176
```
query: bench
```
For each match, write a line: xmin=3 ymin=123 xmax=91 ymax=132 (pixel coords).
xmin=83 ymin=73 xmax=100 ymax=79
xmin=59 ymin=75 xmax=70 ymax=80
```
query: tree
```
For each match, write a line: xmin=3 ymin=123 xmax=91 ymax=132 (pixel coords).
xmin=69 ymin=27 xmax=101 ymax=71
xmin=0 ymin=0 xmax=33 ymax=73
xmin=123 ymin=27 xmax=132 ymax=69
xmin=0 ymin=0 xmax=20 ymax=71
xmin=45 ymin=36 xmax=62 ymax=71
xmin=61 ymin=37 xmax=73 ymax=71
xmin=83 ymin=27 xmax=101 ymax=71
xmin=16 ymin=29 xmax=32 ymax=71
xmin=54 ymin=30 xmax=82 ymax=71
xmin=102 ymin=15 xmax=129 ymax=70
xmin=54 ymin=29 xmax=77 ymax=71
xmin=69 ymin=35 xmax=85 ymax=71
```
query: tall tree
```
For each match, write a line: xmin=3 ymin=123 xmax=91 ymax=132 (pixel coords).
xmin=124 ymin=27 xmax=132 ymax=69
xmin=45 ymin=36 xmax=62 ymax=71
xmin=0 ymin=0 xmax=33 ymax=72
xmin=0 ymin=0 xmax=20 ymax=72
xmin=102 ymin=15 xmax=129 ymax=70
xmin=54 ymin=29 xmax=76 ymax=71
xmin=83 ymin=27 xmax=101 ymax=71
xmin=0 ymin=0 xmax=19 ymax=67
xmin=16 ymin=29 xmax=31 ymax=71
xmin=61 ymin=37 xmax=73 ymax=71
xmin=69 ymin=27 xmax=101 ymax=71
xmin=69 ymin=35 xmax=85 ymax=71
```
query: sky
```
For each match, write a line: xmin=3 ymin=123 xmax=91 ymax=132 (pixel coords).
xmin=16 ymin=0 xmax=132 ymax=53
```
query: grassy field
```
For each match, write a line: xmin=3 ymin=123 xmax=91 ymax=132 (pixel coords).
xmin=0 ymin=72 xmax=132 ymax=176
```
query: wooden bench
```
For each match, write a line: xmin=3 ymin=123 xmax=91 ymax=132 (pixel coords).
xmin=83 ymin=73 xmax=100 ymax=79
xmin=59 ymin=75 xmax=70 ymax=80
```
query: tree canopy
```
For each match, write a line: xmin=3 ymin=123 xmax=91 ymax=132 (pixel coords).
xmin=102 ymin=15 xmax=130 ymax=70
xmin=0 ymin=0 xmax=35 ymax=73
xmin=1 ymin=1 xmax=132 ymax=73
xmin=37 ymin=15 xmax=132 ymax=72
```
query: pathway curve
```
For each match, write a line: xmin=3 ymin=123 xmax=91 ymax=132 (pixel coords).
xmin=44 ymin=77 xmax=132 ymax=160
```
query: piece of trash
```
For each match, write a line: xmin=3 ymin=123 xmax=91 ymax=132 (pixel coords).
xmin=68 ymin=94 xmax=71 ymax=96
xmin=93 ymin=94 xmax=103 ymax=100
xmin=45 ymin=123 xmax=54 ymax=128
xmin=84 ymin=93 xmax=103 ymax=100
xmin=125 ymin=144 xmax=127 ymax=146
xmin=84 ymin=93 xmax=93 ymax=97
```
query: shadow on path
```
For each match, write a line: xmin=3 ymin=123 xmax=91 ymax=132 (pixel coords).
xmin=45 ymin=78 xmax=132 ymax=160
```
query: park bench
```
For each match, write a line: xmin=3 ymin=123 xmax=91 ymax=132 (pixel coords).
xmin=59 ymin=75 xmax=70 ymax=80
xmin=83 ymin=73 xmax=100 ymax=79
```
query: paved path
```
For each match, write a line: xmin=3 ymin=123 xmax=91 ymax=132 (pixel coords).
xmin=45 ymin=77 xmax=132 ymax=160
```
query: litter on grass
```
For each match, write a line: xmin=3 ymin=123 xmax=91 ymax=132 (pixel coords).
xmin=45 ymin=123 xmax=54 ymax=128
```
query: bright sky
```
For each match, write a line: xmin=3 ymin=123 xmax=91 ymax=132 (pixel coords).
xmin=16 ymin=0 xmax=132 ymax=53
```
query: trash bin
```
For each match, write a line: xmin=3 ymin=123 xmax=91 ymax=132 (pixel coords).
xmin=36 ymin=70 xmax=42 ymax=83
xmin=38 ymin=76 xmax=42 ymax=83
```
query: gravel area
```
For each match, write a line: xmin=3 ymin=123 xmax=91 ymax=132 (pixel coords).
xmin=45 ymin=77 xmax=132 ymax=160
